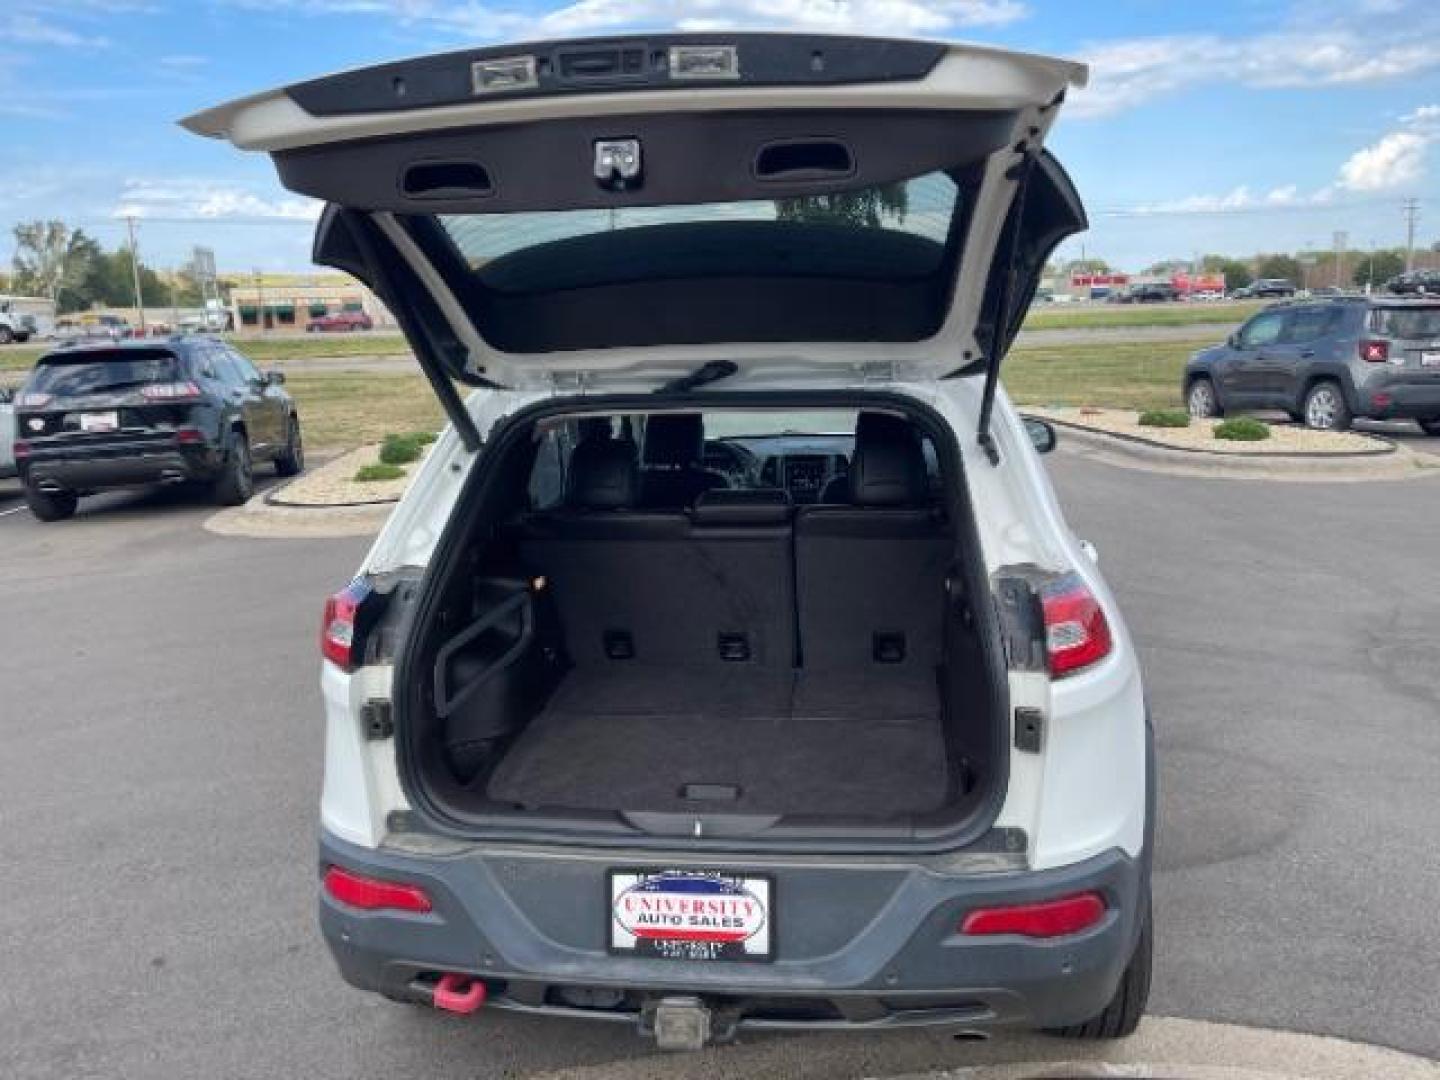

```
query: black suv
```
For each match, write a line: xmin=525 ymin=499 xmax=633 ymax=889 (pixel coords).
xmin=13 ymin=336 xmax=303 ymax=520
xmin=1387 ymin=269 xmax=1440 ymax=296
xmin=1184 ymin=298 xmax=1440 ymax=432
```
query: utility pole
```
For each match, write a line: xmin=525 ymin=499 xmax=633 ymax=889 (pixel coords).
xmin=125 ymin=215 xmax=146 ymax=331
xmin=1403 ymin=198 xmax=1421 ymax=272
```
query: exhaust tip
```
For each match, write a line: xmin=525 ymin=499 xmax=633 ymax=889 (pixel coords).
xmin=953 ymin=1029 xmax=991 ymax=1042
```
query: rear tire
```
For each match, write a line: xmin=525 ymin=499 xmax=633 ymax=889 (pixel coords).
xmin=24 ymin=485 xmax=78 ymax=522
xmin=1419 ymin=418 xmax=1440 ymax=437
xmin=1303 ymin=380 xmax=1352 ymax=431
xmin=1045 ymin=894 xmax=1152 ymax=1041
xmin=1186 ymin=377 xmax=1221 ymax=418
xmin=212 ymin=432 xmax=254 ymax=506
xmin=274 ymin=415 xmax=305 ymax=477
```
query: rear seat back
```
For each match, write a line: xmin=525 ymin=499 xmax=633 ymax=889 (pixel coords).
xmin=516 ymin=443 xmax=795 ymax=669
xmin=795 ymin=413 xmax=952 ymax=669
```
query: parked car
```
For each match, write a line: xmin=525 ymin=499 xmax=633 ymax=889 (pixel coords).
xmin=1386 ymin=269 xmax=1440 ymax=296
xmin=1184 ymin=297 xmax=1440 ymax=433
xmin=12 ymin=337 xmax=304 ymax=520
xmin=0 ymin=300 xmax=37 ymax=344
xmin=1248 ymin=278 xmax=1296 ymax=299
xmin=0 ymin=387 xmax=16 ymax=478
xmin=1112 ymin=283 xmax=1179 ymax=304
xmin=188 ymin=33 xmax=1154 ymax=1048
xmin=306 ymin=310 xmax=373 ymax=332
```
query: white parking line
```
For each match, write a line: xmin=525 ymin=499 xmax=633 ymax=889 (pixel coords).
xmin=0 ymin=505 xmax=30 ymax=518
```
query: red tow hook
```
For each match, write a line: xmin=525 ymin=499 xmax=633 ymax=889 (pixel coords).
xmin=432 ymin=973 xmax=486 ymax=1015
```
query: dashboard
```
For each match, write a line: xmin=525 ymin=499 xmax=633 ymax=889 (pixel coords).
xmin=703 ymin=434 xmax=854 ymax=505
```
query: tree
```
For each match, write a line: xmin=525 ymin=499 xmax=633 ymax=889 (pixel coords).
xmin=1145 ymin=259 xmax=1190 ymax=275
xmin=11 ymin=220 xmax=97 ymax=306
xmin=1256 ymin=254 xmax=1302 ymax=283
xmin=1216 ymin=259 xmax=1253 ymax=292
xmin=1064 ymin=257 xmax=1111 ymax=275
xmin=53 ymin=232 xmax=103 ymax=313
xmin=774 ymin=183 xmax=908 ymax=228
xmin=1353 ymin=250 xmax=1405 ymax=289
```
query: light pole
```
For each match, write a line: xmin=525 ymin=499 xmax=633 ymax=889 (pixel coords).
xmin=125 ymin=215 xmax=146 ymax=332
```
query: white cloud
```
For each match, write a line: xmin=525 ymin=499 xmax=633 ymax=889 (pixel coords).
xmin=1129 ymin=185 xmax=1334 ymax=217
xmin=224 ymin=0 xmax=1025 ymax=38
xmin=1337 ymin=105 xmax=1440 ymax=191
xmin=0 ymin=13 xmax=109 ymax=49
xmin=113 ymin=178 xmax=322 ymax=222
xmin=1071 ymin=2 xmax=1440 ymax=120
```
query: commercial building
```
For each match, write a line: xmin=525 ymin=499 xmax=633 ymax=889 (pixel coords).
xmin=225 ymin=274 xmax=395 ymax=331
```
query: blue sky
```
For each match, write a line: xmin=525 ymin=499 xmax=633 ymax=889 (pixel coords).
xmin=1 ymin=0 xmax=1436 ymax=274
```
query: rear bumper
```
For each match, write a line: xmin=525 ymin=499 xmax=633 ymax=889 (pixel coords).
xmin=318 ymin=830 xmax=1146 ymax=1034
xmin=1361 ymin=380 xmax=1440 ymax=420
xmin=20 ymin=442 xmax=221 ymax=491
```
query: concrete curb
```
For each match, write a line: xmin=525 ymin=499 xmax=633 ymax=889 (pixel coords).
xmin=1052 ymin=422 xmax=1439 ymax=483
xmin=203 ymin=493 xmax=389 ymax=539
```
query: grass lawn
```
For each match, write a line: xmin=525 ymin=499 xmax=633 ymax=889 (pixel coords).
xmin=0 ymin=332 xmax=412 ymax=376
xmin=1004 ymin=338 xmax=1207 ymax=412
xmin=1022 ymin=302 xmax=1262 ymax=331
xmin=286 ymin=372 xmax=446 ymax=451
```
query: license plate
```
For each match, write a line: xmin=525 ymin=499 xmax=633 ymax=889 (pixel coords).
xmin=80 ymin=411 xmax=119 ymax=433
xmin=1421 ymin=352 xmax=1440 ymax=368
xmin=609 ymin=870 xmax=773 ymax=962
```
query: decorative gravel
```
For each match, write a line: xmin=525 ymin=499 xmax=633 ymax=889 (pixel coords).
xmin=269 ymin=442 xmax=426 ymax=506
xmin=1028 ymin=408 xmax=1390 ymax=455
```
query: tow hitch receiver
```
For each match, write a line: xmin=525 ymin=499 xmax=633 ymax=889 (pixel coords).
xmin=644 ymin=996 xmax=713 ymax=1051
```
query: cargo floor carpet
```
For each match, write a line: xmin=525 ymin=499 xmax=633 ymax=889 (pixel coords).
xmin=486 ymin=665 xmax=950 ymax=818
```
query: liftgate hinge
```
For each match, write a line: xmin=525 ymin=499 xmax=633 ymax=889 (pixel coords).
xmin=361 ymin=699 xmax=394 ymax=740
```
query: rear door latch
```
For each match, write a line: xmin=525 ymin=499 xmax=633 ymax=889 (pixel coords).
xmin=594 ymin=138 xmax=642 ymax=191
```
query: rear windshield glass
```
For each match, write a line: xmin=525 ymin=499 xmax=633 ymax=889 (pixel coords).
xmin=432 ymin=172 xmax=968 ymax=352
xmin=28 ymin=350 xmax=180 ymax=397
xmin=1373 ymin=307 xmax=1440 ymax=339
xmin=442 ymin=173 xmax=960 ymax=267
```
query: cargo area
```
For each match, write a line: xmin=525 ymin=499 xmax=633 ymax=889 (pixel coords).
xmin=394 ymin=399 xmax=1007 ymax=842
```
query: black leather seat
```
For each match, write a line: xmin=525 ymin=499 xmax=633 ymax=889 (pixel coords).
xmin=639 ymin=413 xmax=729 ymax=508
xmin=517 ymin=435 xmax=793 ymax=669
xmin=795 ymin=412 xmax=951 ymax=670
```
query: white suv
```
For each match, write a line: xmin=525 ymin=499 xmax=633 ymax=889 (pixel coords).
xmin=189 ymin=33 xmax=1152 ymax=1048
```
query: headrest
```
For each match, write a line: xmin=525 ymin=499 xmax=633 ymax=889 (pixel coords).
xmin=692 ymin=488 xmax=792 ymax=525
xmin=642 ymin=414 xmax=704 ymax=469
xmin=566 ymin=438 xmax=638 ymax=509
xmin=849 ymin=412 xmax=928 ymax=507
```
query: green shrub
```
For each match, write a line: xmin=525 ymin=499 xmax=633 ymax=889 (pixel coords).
xmin=354 ymin=463 xmax=406 ymax=482
xmin=1138 ymin=408 xmax=1191 ymax=428
xmin=378 ymin=433 xmax=422 ymax=465
xmin=410 ymin=430 xmax=439 ymax=445
xmin=1213 ymin=417 xmax=1270 ymax=442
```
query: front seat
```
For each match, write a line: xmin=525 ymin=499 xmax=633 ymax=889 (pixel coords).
xmin=638 ymin=413 xmax=728 ymax=508
xmin=819 ymin=411 xmax=929 ymax=505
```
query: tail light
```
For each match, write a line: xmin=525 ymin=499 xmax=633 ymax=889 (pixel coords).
xmin=17 ymin=392 xmax=52 ymax=408
xmin=141 ymin=380 xmax=202 ymax=401
xmin=175 ymin=427 xmax=204 ymax=445
xmin=321 ymin=578 xmax=375 ymax=670
xmin=960 ymin=891 xmax=1107 ymax=938
xmin=1359 ymin=340 xmax=1389 ymax=364
xmin=1041 ymin=573 xmax=1113 ymax=678
xmin=12 ymin=440 xmax=31 ymax=459
xmin=323 ymin=865 xmax=432 ymax=913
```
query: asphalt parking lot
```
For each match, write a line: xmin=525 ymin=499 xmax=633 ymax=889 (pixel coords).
xmin=1 ymin=449 xmax=1437 ymax=1078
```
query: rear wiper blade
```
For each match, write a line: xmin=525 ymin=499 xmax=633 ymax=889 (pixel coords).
xmin=655 ymin=360 xmax=737 ymax=395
